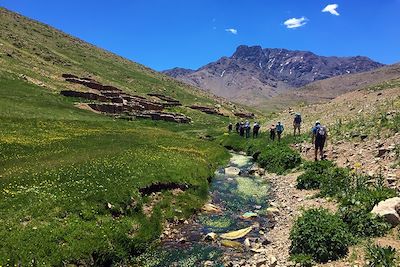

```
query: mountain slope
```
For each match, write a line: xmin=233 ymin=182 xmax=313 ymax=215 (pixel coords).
xmin=0 ymin=7 xmax=236 ymax=265
xmin=261 ymin=63 xmax=400 ymax=111
xmin=163 ymin=45 xmax=383 ymax=107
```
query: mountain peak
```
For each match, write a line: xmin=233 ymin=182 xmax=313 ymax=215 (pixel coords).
xmin=162 ymin=45 xmax=384 ymax=107
xmin=232 ymin=45 xmax=263 ymax=59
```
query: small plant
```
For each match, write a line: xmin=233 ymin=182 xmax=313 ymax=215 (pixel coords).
xmin=338 ymin=173 xmax=396 ymax=238
xmin=319 ymin=167 xmax=351 ymax=198
xmin=365 ymin=244 xmax=398 ymax=267
xmin=290 ymin=253 xmax=315 ymax=267
xmin=296 ymin=160 xmax=334 ymax=190
xmin=290 ymin=208 xmax=352 ymax=263
xmin=339 ymin=205 xmax=391 ymax=238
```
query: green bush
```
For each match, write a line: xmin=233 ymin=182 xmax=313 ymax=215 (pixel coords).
xmin=258 ymin=143 xmax=301 ymax=174
xmin=365 ymin=244 xmax=398 ymax=267
xmin=339 ymin=205 xmax=391 ymax=238
xmin=296 ymin=161 xmax=334 ymax=189
xmin=297 ymin=171 xmax=322 ymax=190
xmin=290 ymin=208 xmax=352 ymax=263
xmin=340 ymin=187 xmax=397 ymax=212
xmin=338 ymin=185 xmax=396 ymax=238
xmin=319 ymin=167 xmax=351 ymax=197
xmin=290 ymin=253 xmax=315 ymax=267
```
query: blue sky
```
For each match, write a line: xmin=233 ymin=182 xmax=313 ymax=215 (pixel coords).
xmin=2 ymin=0 xmax=400 ymax=70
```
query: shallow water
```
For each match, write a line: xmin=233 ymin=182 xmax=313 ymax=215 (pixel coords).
xmin=135 ymin=152 xmax=271 ymax=266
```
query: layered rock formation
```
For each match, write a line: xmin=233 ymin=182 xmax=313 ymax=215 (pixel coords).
xmin=60 ymin=74 xmax=190 ymax=123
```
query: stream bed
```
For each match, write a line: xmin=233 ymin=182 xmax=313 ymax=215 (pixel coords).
xmin=135 ymin=152 xmax=273 ymax=266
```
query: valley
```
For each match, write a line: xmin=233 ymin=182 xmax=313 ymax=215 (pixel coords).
xmin=0 ymin=5 xmax=399 ymax=267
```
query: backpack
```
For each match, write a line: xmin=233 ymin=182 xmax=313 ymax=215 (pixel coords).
xmin=294 ymin=115 xmax=302 ymax=123
xmin=316 ymin=126 xmax=326 ymax=137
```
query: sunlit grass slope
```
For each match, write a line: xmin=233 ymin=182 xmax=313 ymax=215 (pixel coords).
xmin=0 ymin=7 xmax=232 ymax=265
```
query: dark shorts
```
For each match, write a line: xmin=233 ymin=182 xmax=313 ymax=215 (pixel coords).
xmin=315 ymin=137 xmax=326 ymax=150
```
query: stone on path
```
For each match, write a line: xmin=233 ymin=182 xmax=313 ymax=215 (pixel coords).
xmin=225 ymin=166 xmax=241 ymax=176
xmin=371 ymin=197 xmax=400 ymax=226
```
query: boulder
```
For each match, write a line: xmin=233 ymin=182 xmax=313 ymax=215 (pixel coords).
xmin=268 ymin=256 xmax=277 ymax=267
xmin=225 ymin=167 xmax=240 ymax=176
xmin=266 ymin=207 xmax=280 ymax=216
xmin=371 ymin=197 xmax=400 ymax=226
xmin=377 ymin=148 xmax=390 ymax=157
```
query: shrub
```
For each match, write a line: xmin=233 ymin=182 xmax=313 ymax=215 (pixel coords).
xmin=319 ymin=167 xmax=351 ymax=198
xmin=296 ymin=161 xmax=334 ymax=190
xmin=297 ymin=171 xmax=322 ymax=190
xmin=290 ymin=253 xmax=315 ymax=267
xmin=365 ymin=244 xmax=398 ymax=267
xmin=338 ymin=185 xmax=396 ymax=238
xmin=340 ymin=187 xmax=397 ymax=212
xmin=290 ymin=208 xmax=352 ymax=263
xmin=258 ymin=143 xmax=301 ymax=174
xmin=339 ymin=205 xmax=391 ymax=238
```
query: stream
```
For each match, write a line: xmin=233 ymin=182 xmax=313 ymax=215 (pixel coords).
xmin=135 ymin=152 xmax=273 ymax=266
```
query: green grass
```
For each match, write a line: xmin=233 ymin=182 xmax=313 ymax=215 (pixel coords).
xmin=220 ymin=133 xmax=304 ymax=174
xmin=0 ymin=68 xmax=230 ymax=264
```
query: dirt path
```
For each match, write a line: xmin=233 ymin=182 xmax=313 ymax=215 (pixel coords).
xmin=252 ymin=172 xmax=337 ymax=267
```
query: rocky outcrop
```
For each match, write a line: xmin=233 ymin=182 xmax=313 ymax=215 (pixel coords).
xmin=88 ymin=103 xmax=124 ymax=114
xmin=189 ymin=105 xmax=225 ymax=116
xmin=61 ymin=74 xmax=190 ymax=123
xmin=60 ymin=90 xmax=108 ymax=102
xmin=61 ymin=73 xmax=79 ymax=79
xmin=371 ymin=197 xmax=400 ymax=226
xmin=136 ymin=111 xmax=191 ymax=123
xmin=148 ymin=93 xmax=181 ymax=105
xmin=234 ymin=112 xmax=255 ymax=119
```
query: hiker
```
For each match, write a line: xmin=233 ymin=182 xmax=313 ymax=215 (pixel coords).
xmin=244 ymin=120 xmax=251 ymax=138
xmin=269 ymin=124 xmax=276 ymax=141
xmin=293 ymin=113 xmax=302 ymax=136
xmin=253 ymin=122 xmax=260 ymax=138
xmin=235 ymin=122 xmax=240 ymax=133
xmin=312 ymin=121 xmax=328 ymax=161
xmin=276 ymin=122 xmax=284 ymax=142
xmin=228 ymin=123 xmax=233 ymax=133
xmin=239 ymin=121 xmax=245 ymax=137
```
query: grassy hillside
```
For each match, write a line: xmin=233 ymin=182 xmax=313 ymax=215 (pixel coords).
xmin=0 ymin=8 xmax=235 ymax=265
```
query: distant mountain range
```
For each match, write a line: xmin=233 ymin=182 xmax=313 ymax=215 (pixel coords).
xmin=162 ymin=45 xmax=384 ymax=107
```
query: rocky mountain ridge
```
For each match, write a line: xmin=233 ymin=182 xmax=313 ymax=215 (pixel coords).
xmin=163 ymin=45 xmax=384 ymax=107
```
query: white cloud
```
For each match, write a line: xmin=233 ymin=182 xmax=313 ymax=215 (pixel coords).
xmin=322 ymin=4 xmax=340 ymax=16
xmin=283 ymin=17 xmax=308 ymax=29
xmin=225 ymin=28 xmax=238 ymax=35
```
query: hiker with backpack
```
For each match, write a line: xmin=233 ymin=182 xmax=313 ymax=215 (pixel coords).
xmin=293 ymin=113 xmax=302 ymax=136
xmin=244 ymin=120 xmax=251 ymax=138
xmin=228 ymin=123 xmax=233 ymax=133
xmin=239 ymin=121 xmax=245 ymax=137
xmin=253 ymin=122 xmax=260 ymax=138
xmin=235 ymin=122 xmax=240 ymax=133
xmin=276 ymin=122 xmax=284 ymax=142
xmin=312 ymin=121 xmax=328 ymax=161
xmin=269 ymin=124 xmax=276 ymax=141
